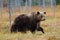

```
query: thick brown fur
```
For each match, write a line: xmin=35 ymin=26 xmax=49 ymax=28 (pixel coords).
xmin=10 ymin=11 xmax=46 ymax=33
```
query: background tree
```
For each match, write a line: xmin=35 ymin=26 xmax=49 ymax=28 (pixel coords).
xmin=56 ymin=0 xmax=60 ymax=5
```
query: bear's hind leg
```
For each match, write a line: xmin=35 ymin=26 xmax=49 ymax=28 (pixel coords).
xmin=11 ymin=24 xmax=18 ymax=33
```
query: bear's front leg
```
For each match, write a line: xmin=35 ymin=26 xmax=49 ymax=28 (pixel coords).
xmin=30 ymin=25 xmax=37 ymax=34
xmin=37 ymin=22 xmax=44 ymax=33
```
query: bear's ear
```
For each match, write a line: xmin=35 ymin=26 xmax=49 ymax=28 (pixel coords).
xmin=37 ymin=11 xmax=40 ymax=15
xmin=44 ymin=12 xmax=46 ymax=14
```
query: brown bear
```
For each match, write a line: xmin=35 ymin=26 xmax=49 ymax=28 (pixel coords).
xmin=10 ymin=11 xmax=46 ymax=33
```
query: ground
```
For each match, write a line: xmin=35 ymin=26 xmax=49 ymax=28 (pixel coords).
xmin=0 ymin=5 xmax=60 ymax=40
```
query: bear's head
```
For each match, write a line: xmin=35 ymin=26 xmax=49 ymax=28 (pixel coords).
xmin=29 ymin=11 xmax=46 ymax=22
xmin=36 ymin=11 xmax=46 ymax=21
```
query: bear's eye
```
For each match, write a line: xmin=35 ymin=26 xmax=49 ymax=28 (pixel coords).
xmin=44 ymin=12 xmax=46 ymax=14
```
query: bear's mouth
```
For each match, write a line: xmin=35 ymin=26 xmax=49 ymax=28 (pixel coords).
xmin=41 ymin=19 xmax=46 ymax=21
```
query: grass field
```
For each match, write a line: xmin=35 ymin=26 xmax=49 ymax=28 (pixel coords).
xmin=0 ymin=5 xmax=60 ymax=40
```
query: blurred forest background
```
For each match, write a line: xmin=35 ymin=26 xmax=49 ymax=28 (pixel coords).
xmin=3 ymin=0 xmax=60 ymax=7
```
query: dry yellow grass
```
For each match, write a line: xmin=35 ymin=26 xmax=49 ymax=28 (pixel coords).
xmin=0 ymin=5 xmax=60 ymax=40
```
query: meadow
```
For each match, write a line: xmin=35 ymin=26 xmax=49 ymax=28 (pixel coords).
xmin=0 ymin=5 xmax=60 ymax=40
